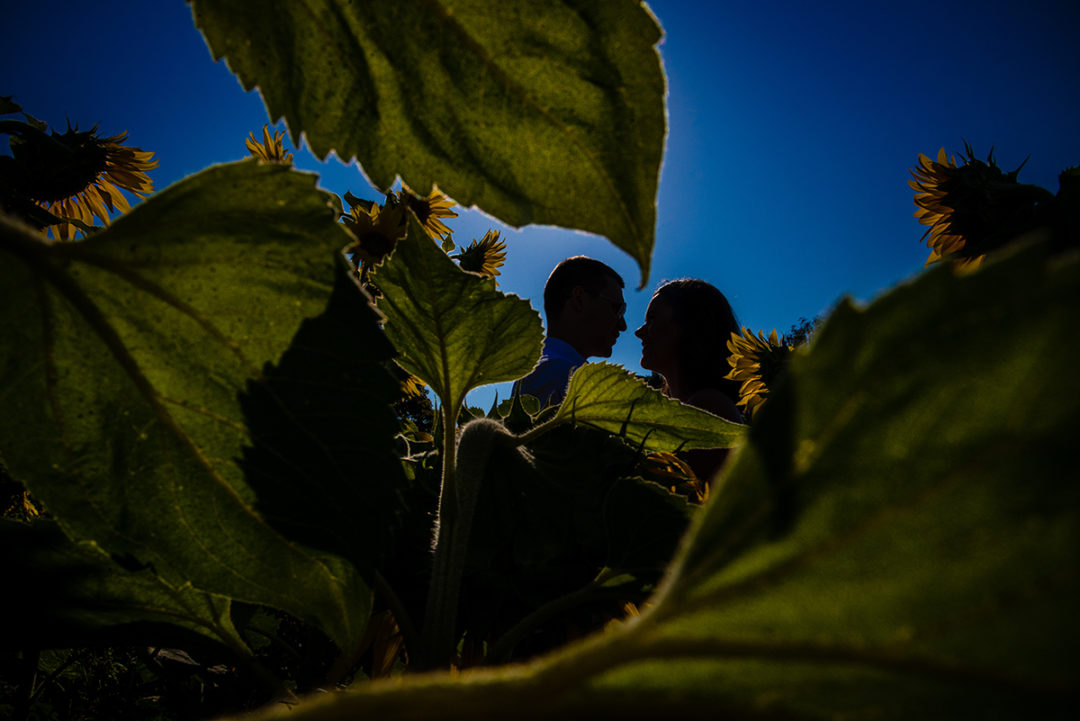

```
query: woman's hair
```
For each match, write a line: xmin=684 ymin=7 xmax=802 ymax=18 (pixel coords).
xmin=653 ymin=278 xmax=741 ymax=401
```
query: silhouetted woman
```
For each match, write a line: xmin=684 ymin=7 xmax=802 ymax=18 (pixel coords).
xmin=635 ymin=278 xmax=743 ymax=481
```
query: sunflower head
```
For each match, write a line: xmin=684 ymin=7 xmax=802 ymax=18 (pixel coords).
xmin=246 ymin=124 xmax=293 ymax=164
xmin=639 ymin=451 xmax=707 ymax=504
xmin=453 ymin=230 xmax=507 ymax=279
xmin=401 ymin=374 xmax=427 ymax=399
xmin=910 ymin=143 xmax=1053 ymax=268
xmin=343 ymin=200 xmax=406 ymax=267
xmin=724 ymin=327 xmax=793 ymax=420
xmin=1 ymin=118 xmax=157 ymax=241
xmin=8 ymin=125 xmax=108 ymax=202
xmin=397 ymin=185 xmax=457 ymax=241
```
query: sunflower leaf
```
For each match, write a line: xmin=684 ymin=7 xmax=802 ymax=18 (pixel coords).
xmin=0 ymin=519 xmax=247 ymax=654
xmin=230 ymin=241 xmax=1078 ymax=719
xmin=372 ymin=212 xmax=542 ymax=416
xmin=189 ymin=0 xmax=665 ymax=285
xmin=0 ymin=161 xmax=389 ymax=656
xmin=553 ymin=362 xmax=746 ymax=453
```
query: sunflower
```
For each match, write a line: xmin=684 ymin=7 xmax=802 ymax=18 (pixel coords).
xmin=909 ymin=148 xmax=971 ymax=266
xmin=6 ymin=122 xmax=157 ymax=241
xmin=362 ymin=610 xmax=405 ymax=678
xmin=397 ymin=185 xmax=457 ymax=241
xmin=909 ymin=144 xmax=1052 ymax=268
xmin=453 ymin=230 xmax=507 ymax=279
xmin=246 ymin=124 xmax=292 ymax=164
xmin=725 ymin=327 xmax=792 ymax=420
xmin=401 ymin=374 xmax=427 ymax=399
xmin=342 ymin=201 xmax=406 ymax=268
xmin=640 ymin=451 xmax=707 ymax=503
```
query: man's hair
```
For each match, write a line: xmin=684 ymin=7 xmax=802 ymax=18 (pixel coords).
xmin=543 ymin=256 xmax=624 ymax=320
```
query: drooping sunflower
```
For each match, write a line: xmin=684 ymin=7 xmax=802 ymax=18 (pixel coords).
xmin=397 ymin=185 xmax=457 ymax=241
xmin=5 ymin=122 xmax=157 ymax=241
xmin=725 ymin=327 xmax=792 ymax=420
xmin=909 ymin=144 xmax=1053 ymax=268
xmin=401 ymin=374 xmax=427 ymax=399
xmin=342 ymin=200 xmax=406 ymax=268
xmin=910 ymin=148 xmax=969 ymax=266
xmin=639 ymin=451 xmax=707 ymax=504
xmin=363 ymin=610 xmax=405 ymax=678
xmin=453 ymin=230 xmax=507 ymax=279
xmin=246 ymin=124 xmax=292 ymax=164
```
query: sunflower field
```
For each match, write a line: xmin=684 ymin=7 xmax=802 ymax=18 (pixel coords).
xmin=1 ymin=2 xmax=1077 ymax=720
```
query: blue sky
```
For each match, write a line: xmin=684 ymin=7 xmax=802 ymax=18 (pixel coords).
xmin=5 ymin=1 xmax=1079 ymax=408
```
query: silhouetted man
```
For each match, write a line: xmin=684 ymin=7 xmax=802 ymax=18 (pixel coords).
xmin=514 ymin=256 xmax=627 ymax=406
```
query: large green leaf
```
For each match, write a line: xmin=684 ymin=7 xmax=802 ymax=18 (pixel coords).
xmin=552 ymin=362 xmax=746 ymax=453
xmin=237 ymin=260 xmax=409 ymax=569
xmin=0 ymin=162 xmax=382 ymax=655
xmin=0 ymin=519 xmax=246 ymax=654
xmin=232 ymin=243 xmax=1079 ymax=718
xmin=372 ymin=213 xmax=542 ymax=414
xmin=189 ymin=0 xmax=665 ymax=284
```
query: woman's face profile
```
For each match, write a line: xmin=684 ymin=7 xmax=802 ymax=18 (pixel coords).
xmin=635 ymin=295 xmax=679 ymax=377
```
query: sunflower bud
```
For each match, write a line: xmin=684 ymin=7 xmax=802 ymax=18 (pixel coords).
xmin=453 ymin=230 xmax=507 ymax=279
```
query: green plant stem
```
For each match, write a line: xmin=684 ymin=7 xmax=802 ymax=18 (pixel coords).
xmin=420 ymin=415 xmax=501 ymax=669
xmin=418 ymin=402 xmax=460 ymax=668
xmin=510 ymin=415 xmax=565 ymax=447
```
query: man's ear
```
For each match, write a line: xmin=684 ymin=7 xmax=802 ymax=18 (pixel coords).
xmin=567 ymin=285 xmax=588 ymax=314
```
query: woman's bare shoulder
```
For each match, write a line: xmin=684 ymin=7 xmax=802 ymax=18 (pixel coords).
xmin=684 ymin=388 xmax=743 ymax=423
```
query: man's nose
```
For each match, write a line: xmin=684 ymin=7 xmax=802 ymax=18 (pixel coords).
xmin=618 ymin=315 xmax=627 ymax=332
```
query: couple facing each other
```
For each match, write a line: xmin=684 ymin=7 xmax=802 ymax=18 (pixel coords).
xmin=514 ymin=256 xmax=743 ymax=478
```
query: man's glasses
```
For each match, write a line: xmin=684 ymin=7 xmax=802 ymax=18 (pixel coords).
xmin=594 ymin=293 xmax=627 ymax=318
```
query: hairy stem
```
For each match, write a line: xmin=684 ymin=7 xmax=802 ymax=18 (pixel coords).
xmin=420 ymin=416 xmax=502 ymax=669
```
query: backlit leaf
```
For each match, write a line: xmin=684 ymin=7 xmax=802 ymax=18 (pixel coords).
xmin=189 ymin=0 xmax=666 ymax=284
xmin=554 ymin=362 xmax=746 ymax=453
xmin=0 ymin=162 xmax=384 ymax=655
xmin=372 ymin=212 xmax=542 ymax=415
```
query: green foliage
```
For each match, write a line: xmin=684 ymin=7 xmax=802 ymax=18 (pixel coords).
xmin=228 ymin=243 xmax=1079 ymax=720
xmin=0 ymin=162 xmax=376 ymax=656
xmin=188 ymin=0 xmax=666 ymax=284
xmin=0 ymin=519 xmax=244 ymax=652
xmin=3 ymin=3 xmax=1078 ymax=720
xmin=237 ymin=258 xmax=408 ymax=569
xmin=552 ymin=362 xmax=746 ymax=452
xmin=372 ymin=212 xmax=542 ymax=420
xmin=785 ymin=314 xmax=822 ymax=348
